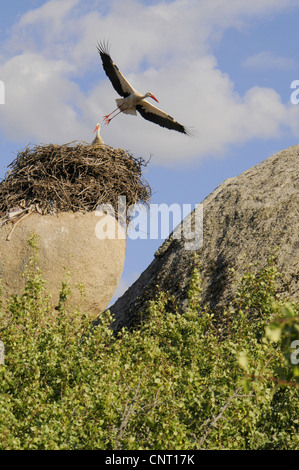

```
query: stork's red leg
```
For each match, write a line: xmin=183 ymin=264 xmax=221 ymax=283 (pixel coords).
xmin=103 ymin=109 xmax=123 ymax=125
xmin=103 ymin=107 xmax=119 ymax=121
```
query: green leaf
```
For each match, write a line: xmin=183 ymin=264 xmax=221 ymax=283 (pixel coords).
xmin=265 ymin=325 xmax=282 ymax=342
xmin=237 ymin=351 xmax=248 ymax=370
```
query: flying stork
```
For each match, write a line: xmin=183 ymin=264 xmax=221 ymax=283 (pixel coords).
xmin=97 ymin=41 xmax=190 ymax=135
xmin=92 ymin=123 xmax=105 ymax=146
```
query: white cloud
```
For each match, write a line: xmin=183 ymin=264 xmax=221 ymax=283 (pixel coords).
xmin=243 ymin=50 xmax=296 ymax=70
xmin=0 ymin=53 xmax=88 ymax=142
xmin=19 ymin=0 xmax=79 ymax=27
xmin=1 ymin=0 xmax=299 ymax=164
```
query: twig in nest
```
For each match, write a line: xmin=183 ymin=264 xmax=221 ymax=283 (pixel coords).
xmin=6 ymin=210 xmax=33 ymax=241
xmin=0 ymin=143 xmax=152 ymax=225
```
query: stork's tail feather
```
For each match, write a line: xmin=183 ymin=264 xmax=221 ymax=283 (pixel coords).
xmin=116 ymin=98 xmax=137 ymax=116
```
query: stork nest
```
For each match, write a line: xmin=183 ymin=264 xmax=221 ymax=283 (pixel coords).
xmin=0 ymin=143 xmax=151 ymax=222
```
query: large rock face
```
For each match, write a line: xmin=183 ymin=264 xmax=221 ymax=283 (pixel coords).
xmin=107 ymin=144 xmax=299 ymax=331
xmin=0 ymin=211 xmax=126 ymax=317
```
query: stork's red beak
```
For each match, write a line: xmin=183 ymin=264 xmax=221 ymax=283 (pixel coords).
xmin=151 ymin=94 xmax=159 ymax=103
xmin=93 ymin=126 xmax=98 ymax=133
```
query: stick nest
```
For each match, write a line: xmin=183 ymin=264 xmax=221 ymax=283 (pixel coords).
xmin=0 ymin=143 xmax=151 ymax=222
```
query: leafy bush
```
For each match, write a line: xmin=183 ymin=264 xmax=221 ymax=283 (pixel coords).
xmin=0 ymin=241 xmax=298 ymax=450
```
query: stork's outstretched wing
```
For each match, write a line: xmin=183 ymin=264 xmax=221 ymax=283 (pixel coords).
xmin=136 ymin=100 xmax=189 ymax=135
xmin=97 ymin=41 xmax=134 ymax=98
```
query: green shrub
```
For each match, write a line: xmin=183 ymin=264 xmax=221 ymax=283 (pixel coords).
xmin=0 ymin=244 xmax=298 ymax=450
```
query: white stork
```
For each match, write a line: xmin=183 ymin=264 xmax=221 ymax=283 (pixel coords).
xmin=92 ymin=123 xmax=105 ymax=146
xmin=97 ymin=41 xmax=190 ymax=135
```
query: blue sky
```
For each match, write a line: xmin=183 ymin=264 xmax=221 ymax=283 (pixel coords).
xmin=1 ymin=0 xmax=299 ymax=303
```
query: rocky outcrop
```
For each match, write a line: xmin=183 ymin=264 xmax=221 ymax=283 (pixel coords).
xmin=106 ymin=144 xmax=299 ymax=331
xmin=0 ymin=211 xmax=126 ymax=317
xmin=0 ymin=143 xmax=151 ymax=319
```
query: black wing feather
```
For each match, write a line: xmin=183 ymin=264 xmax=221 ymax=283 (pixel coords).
xmin=97 ymin=41 xmax=131 ymax=98
xmin=136 ymin=104 xmax=188 ymax=135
